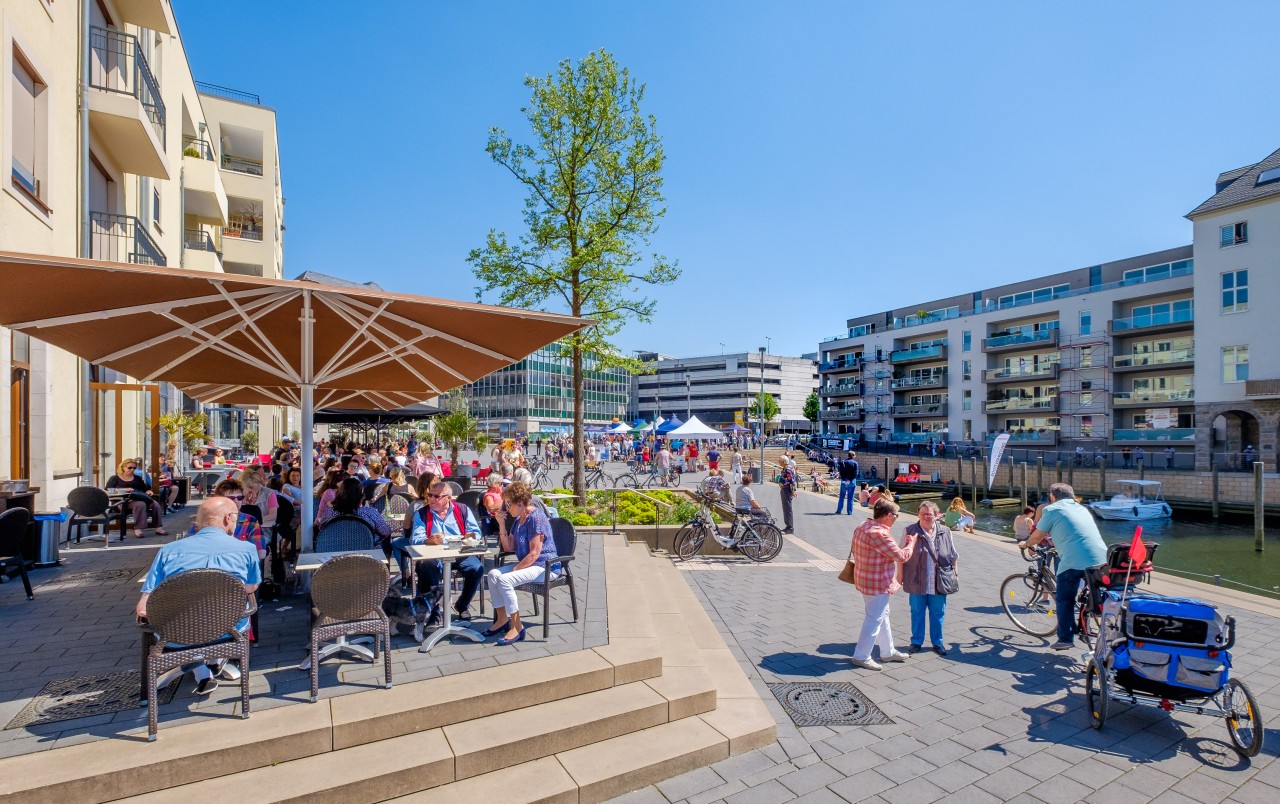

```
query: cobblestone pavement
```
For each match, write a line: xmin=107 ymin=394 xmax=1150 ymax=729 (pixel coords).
xmin=613 ymin=479 xmax=1280 ymax=803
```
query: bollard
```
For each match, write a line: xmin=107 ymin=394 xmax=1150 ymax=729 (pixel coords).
xmin=1007 ymin=454 xmax=1015 ymax=498
xmin=1214 ymin=575 xmax=1221 ymax=586
xmin=1139 ymin=460 xmax=1145 ymax=481
xmin=1021 ymin=462 xmax=1028 ymax=509
xmin=1254 ymin=461 xmax=1265 ymax=553
xmin=956 ymin=454 xmax=963 ymax=497
xmin=1212 ymin=466 xmax=1220 ymax=521
xmin=970 ymin=457 xmax=979 ymax=510
xmin=1067 ymin=461 xmax=1074 ymax=489
xmin=1036 ymin=455 xmax=1044 ymax=501
xmin=1100 ymin=461 xmax=1106 ymax=499
xmin=1056 ymin=460 xmax=1063 ymax=483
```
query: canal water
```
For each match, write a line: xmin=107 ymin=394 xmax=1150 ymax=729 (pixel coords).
xmin=896 ymin=498 xmax=1280 ymax=600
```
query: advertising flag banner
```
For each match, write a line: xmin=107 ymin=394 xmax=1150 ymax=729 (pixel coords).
xmin=987 ymin=433 xmax=1010 ymax=489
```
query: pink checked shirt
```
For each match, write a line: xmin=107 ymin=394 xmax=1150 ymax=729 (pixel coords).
xmin=851 ymin=519 xmax=914 ymax=595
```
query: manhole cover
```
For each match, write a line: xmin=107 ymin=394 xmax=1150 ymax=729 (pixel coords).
xmin=769 ymin=682 xmax=893 ymax=727
xmin=36 ymin=568 xmax=139 ymax=589
xmin=6 ymin=671 xmax=182 ymax=730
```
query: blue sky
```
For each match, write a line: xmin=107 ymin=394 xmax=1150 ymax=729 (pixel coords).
xmin=174 ymin=1 xmax=1280 ymax=359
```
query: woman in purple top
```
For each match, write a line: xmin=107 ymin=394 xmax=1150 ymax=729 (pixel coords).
xmin=484 ymin=481 xmax=560 ymax=646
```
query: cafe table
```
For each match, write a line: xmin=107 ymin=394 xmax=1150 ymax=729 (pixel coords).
xmin=405 ymin=542 xmax=495 ymax=652
xmin=294 ymin=548 xmax=391 ymax=670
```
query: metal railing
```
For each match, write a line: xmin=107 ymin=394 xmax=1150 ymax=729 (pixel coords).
xmin=183 ymin=228 xmax=219 ymax=253
xmin=195 ymin=81 xmax=261 ymax=105
xmin=89 ymin=26 xmax=165 ymax=144
xmin=1113 ymin=389 xmax=1194 ymax=405
xmin=221 ymin=154 xmax=264 ymax=176
xmin=891 ymin=374 xmax=947 ymax=389
xmin=889 ymin=344 xmax=946 ymax=363
xmin=89 ymin=212 xmax=166 ymax=266
xmin=1111 ymin=428 xmax=1196 ymax=442
xmin=224 ymin=225 xmax=264 ymax=242
xmin=182 ymin=136 xmax=215 ymax=161
xmin=983 ymin=364 xmax=1058 ymax=382
xmin=1113 ymin=349 xmax=1194 ymax=369
xmin=1111 ymin=308 xmax=1194 ymax=332
xmin=818 ymin=357 xmax=861 ymax=372
xmin=818 ymin=383 xmax=861 ymax=396
xmin=890 ymin=402 xmax=948 ymax=416
xmin=819 ymin=408 xmax=863 ymax=420
xmin=983 ymin=397 xmax=1056 ymax=412
xmin=984 ymin=330 xmax=1057 ymax=350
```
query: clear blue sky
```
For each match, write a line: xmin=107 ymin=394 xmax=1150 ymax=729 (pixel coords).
xmin=174 ymin=1 xmax=1280 ymax=359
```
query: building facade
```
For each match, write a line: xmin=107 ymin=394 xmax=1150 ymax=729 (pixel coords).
xmin=630 ymin=351 xmax=818 ymax=433
xmin=463 ymin=343 xmax=630 ymax=436
xmin=0 ymin=0 xmax=288 ymax=506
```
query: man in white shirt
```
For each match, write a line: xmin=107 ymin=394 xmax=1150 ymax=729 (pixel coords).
xmin=656 ymin=444 xmax=671 ymax=471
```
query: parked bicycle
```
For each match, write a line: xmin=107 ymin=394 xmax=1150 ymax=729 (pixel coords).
xmin=673 ymin=495 xmax=783 ymax=563
xmin=562 ymin=463 xmax=612 ymax=490
xmin=1000 ymin=543 xmax=1099 ymax=642
xmin=526 ymin=459 xmax=550 ymax=489
xmin=616 ymin=463 xmax=681 ymax=489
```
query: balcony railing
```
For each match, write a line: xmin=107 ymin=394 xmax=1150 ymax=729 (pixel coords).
xmin=1111 ymin=308 xmax=1194 ymax=332
xmin=89 ymin=26 xmax=165 ymax=144
xmin=889 ymin=432 xmax=939 ymax=444
xmin=983 ymin=329 xmax=1058 ymax=351
xmin=890 ymin=403 xmax=948 ymax=417
xmin=1113 ymin=349 xmax=1194 ymax=369
xmin=983 ymin=364 xmax=1059 ymax=382
xmin=224 ymin=225 xmax=264 ymax=242
xmin=195 ymin=81 xmax=262 ymax=105
xmin=184 ymin=228 xmax=220 ymax=253
xmin=819 ymin=408 xmax=863 ymax=420
xmin=1112 ymin=389 xmax=1194 ymax=405
xmin=985 ymin=430 xmax=1059 ymax=445
xmin=1111 ymin=428 xmax=1196 ymax=442
xmin=90 ymin=212 xmax=166 ymax=266
xmin=182 ymin=136 xmax=215 ymax=161
xmin=222 ymin=154 xmax=264 ymax=176
xmin=819 ymin=383 xmax=862 ymax=396
xmin=819 ymin=357 xmax=861 ymax=372
xmin=889 ymin=344 xmax=946 ymax=364
xmin=891 ymin=374 xmax=947 ymax=389
xmin=983 ymin=397 xmax=1056 ymax=412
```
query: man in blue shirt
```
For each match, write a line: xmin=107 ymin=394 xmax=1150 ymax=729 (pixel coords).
xmin=137 ymin=497 xmax=259 ymax=694
xmin=410 ymin=481 xmax=483 ymax=640
xmin=1018 ymin=483 xmax=1107 ymax=651
xmin=836 ymin=451 xmax=860 ymax=515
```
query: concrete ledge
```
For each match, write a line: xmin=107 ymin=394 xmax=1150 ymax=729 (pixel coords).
xmin=386 ymin=756 xmax=577 ymax=804
xmin=700 ymin=696 xmax=777 ymax=755
xmin=592 ymin=638 xmax=663 ymax=684
xmin=557 ymin=717 xmax=730 ymax=804
xmin=644 ymin=665 xmax=718 ymax=720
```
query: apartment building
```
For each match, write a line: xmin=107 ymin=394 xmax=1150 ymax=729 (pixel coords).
xmin=0 ymin=0 xmax=288 ymax=506
xmin=630 ymin=351 xmax=819 ymax=433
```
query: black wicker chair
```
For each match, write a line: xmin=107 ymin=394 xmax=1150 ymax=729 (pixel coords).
xmin=138 ymin=569 xmax=256 ymax=740
xmin=527 ymin=517 xmax=580 ymax=638
xmin=0 ymin=508 xmax=34 ymax=600
xmin=66 ymin=486 xmax=127 ymax=545
xmin=308 ymin=554 xmax=392 ymax=702
xmin=383 ymin=492 xmax=412 ymax=524
xmin=316 ymin=515 xmax=377 ymax=552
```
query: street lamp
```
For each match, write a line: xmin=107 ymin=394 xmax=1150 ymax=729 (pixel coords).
xmin=685 ymin=373 xmax=691 ymax=420
xmin=758 ymin=346 xmax=766 ymax=480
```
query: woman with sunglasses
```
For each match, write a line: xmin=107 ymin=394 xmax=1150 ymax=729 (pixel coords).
xmin=106 ymin=459 xmax=168 ymax=538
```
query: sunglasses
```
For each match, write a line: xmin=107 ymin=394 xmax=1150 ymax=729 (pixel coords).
xmin=126 ymin=465 xmax=138 ymax=470
xmin=429 ymin=493 xmax=451 ymax=499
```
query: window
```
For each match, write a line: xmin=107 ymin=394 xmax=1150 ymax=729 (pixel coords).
xmin=996 ymin=284 xmax=1070 ymax=309
xmin=962 ymin=360 xmax=971 ymax=381
xmin=1122 ymin=260 xmax=1192 ymax=284
xmin=1257 ymin=167 xmax=1280 ymax=187
xmin=1220 ymin=222 xmax=1248 ymax=247
xmin=1080 ymin=311 xmax=1091 ymax=335
xmin=152 ymin=186 xmax=161 ymax=229
xmin=1222 ymin=346 xmax=1248 ymax=383
xmin=1080 ymin=346 xmax=1094 ymax=367
xmin=962 ymin=330 xmax=971 ymax=351
xmin=1080 ymin=392 xmax=1093 ymax=407
xmin=9 ymin=46 xmax=50 ymax=211
xmin=1089 ymin=266 xmax=1102 ymax=289
xmin=963 ymin=390 xmax=972 ymax=411
xmin=1222 ymin=270 xmax=1248 ymax=313
xmin=1081 ymin=415 xmax=1093 ymax=437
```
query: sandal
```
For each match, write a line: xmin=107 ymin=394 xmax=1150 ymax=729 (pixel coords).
xmin=132 ymin=529 xmax=144 ymax=538
xmin=154 ymin=529 xmax=169 ymax=536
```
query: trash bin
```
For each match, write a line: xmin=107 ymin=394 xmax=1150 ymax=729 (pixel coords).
xmin=32 ymin=509 xmax=69 ymax=567
xmin=749 ymin=466 xmax=762 ymax=483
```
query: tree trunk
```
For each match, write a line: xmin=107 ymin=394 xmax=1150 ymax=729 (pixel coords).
xmin=573 ymin=341 xmax=586 ymax=505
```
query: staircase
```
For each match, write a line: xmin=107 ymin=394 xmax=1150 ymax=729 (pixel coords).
xmin=0 ymin=535 xmax=774 ymax=803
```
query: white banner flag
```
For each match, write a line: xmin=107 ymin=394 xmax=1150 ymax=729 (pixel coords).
xmin=987 ymin=433 xmax=1010 ymax=489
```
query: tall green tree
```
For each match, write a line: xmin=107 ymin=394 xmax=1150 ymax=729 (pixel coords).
xmin=748 ymin=392 xmax=781 ymax=434
xmin=803 ymin=391 xmax=820 ymax=432
xmin=468 ymin=49 xmax=678 ymax=501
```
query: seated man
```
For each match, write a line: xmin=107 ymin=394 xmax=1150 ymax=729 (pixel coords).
xmin=699 ymin=469 xmax=731 ymax=505
xmin=137 ymin=497 xmax=259 ymax=695
xmin=410 ymin=481 xmax=483 ymax=641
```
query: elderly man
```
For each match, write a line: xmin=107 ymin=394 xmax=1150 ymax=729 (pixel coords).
xmin=1018 ymin=483 xmax=1107 ymax=651
xmin=137 ymin=497 xmax=259 ymax=694
xmin=410 ymin=481 xmax=483 ymax=641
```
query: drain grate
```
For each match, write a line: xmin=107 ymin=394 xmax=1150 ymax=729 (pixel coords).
xmin=36 ymin=568 xmax=139 ymax=589
xmin=6 ymin=671 xmax=182 ymax=730
xmin=769 ymin=682 xmax=893 ymax=727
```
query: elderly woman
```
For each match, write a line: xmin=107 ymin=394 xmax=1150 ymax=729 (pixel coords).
xmin=480 ymin=473 xmax=507 ymax=544
xmin=849 ymin=497 xmax=916 ymax=671
xmin=106 ymin=459 xmax=168 ymax=538
xmin=484 ymin=481 xmax=560 ymax=646
xmin=902 ymin=501 xmax=959 ymax=655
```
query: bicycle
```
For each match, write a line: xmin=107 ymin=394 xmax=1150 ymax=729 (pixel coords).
xmin=616 ymin=464 xmax=681 ymax=489
xmin=673 ymin=496 xmax=783 ymax=563
xmin=1000 ymin=543 xmax=1100 ymax=642
xmin=526 ymin=460 xmax=550 ymax=489
xmin=562 ymin=463 xmax=611 ymax=490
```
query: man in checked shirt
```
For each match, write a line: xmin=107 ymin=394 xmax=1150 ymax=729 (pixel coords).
xmin=849 ymin=497 xmax=918 ymax=670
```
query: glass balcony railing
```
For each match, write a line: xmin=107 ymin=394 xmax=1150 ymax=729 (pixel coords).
xmin=819 ymin=383 xmax=862 ymax=396
xmin=819 ymin=357 xmax=861 ymax=372
xmin=890 ymin=403 xmax=948 ymax=416
xmin=1113 ymin=349 xmax=1194 ymax=369
xmin=983 ymin=397 xmax=1056 ymax=412
xmin=891 ymin=374 xmax=947 ymax=389
xmin=983 ymin=364 xmax=1058 ymax=382
xmin=1113 ymin=389 xmax=1194 ymax=404
xmin=1111 ymin=308 xmax=1194 ymax=332
xmin=889 ymin=344 xmax=946 ymax=363
xmin=984 ymin=330 xmax=1057 ymax=350
xmin=985 ymin=430 xmax=1059 ymax=444
xmin=889 ymin=432 xmax=938 ymax=443
xmin=1112 ymin=428 xmax=1196 ymax=442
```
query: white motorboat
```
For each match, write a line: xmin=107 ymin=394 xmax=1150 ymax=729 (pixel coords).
xmin=1088 ymin=479 xmax=1173 ymax=521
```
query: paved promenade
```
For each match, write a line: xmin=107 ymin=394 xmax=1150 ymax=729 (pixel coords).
xmin=614 ymin=478 xmax=1279 ymax=803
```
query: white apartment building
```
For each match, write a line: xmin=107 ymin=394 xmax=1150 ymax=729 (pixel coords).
xmin=0 ymin=0 xmax=289 ymax=506
xmin=816 ymin=145 xmax=1280 ymax=471
xmin=630 ymin=351 xmax=818 ymax=433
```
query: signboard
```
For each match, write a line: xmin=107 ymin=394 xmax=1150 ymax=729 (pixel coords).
xmin=1147 ymin=408 xmax=1174 ymax=430
xmin=734 ymin=410 xmax=744 ymax=426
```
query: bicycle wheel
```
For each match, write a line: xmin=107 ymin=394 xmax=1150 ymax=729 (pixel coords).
xmin=1086 ymin=659 xmax=1109 ymax=730
xmin=616 ymin=473 xmax=638 ymax=488
xmin=1000 ymin=573 xmax=1058 ymax=637
xmin=673 ymin=524 xmax=707 ymax=561
xmin=1224 ymin=678 xmax=1264 ymax=757
xmin=561 ymin=471 xmax=574 ymax=490
xmin=738 ymin=522 xmax=783 ymax=563
xmin=667 ymin=470 xmax=682 ymax=487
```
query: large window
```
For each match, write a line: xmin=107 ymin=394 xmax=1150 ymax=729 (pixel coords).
xmin=996 ymin=284 xmax=1069 ymax=309
xmin=9 ymin=45 xmax=50 ymax=212
xmin=1079 ymin=311 xmax=1091 ymax=335
xmin=1222 ymin=270 xmax=1248 ymax=313
xmin=962 ymin=330 xmax=971 ymax=351
xmin=1220 ymin=222 xmax=1247 ymax=247
xmin=1222 ymin=346 xmax=1249 ymax=383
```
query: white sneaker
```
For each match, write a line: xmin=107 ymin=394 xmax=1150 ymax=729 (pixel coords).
xmin=880 ymin=650 xmax=909 ymax=663
xmin=851 ymin=657 xmax=882 ymax=671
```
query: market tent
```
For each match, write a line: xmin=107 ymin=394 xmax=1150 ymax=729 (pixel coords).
xmin=607 ymin=422 xmax=632 ymax=434
xmin=630 ymin=420 xmax=655 ymax=434
xmin=0 ymin=251 xmax=588 ymax=545
xmin=655 ymin=416 xmax=684 ymax=434
xmin=723 ymin=423 xmax=751 ymax=433
xmin=664 ymin=415 xmax=725 ymax=440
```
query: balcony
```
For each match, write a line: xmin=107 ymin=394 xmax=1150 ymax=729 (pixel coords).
xmin=983 ymin=397 xmax=1058 ymax=413
xmin=182 ymin=137 xmax=228 ymax=224
xmin=986 ymin=430 xmax=1059 ymax=446
xmin=1111 ymin=428 xmax=1196 ymax=443
xmin=891 ymin=402 xmax=948 ymax=417
xmin=819 ymin=383 xmax=862 ymax=397
xmin=87 ymin=27 xmax=169 ymax=179
xmin=891 ymin=373 xmax=948 ymax=390
xmin=1112 ymin=389 xmax=1195 ymax=407
xmin=982 ymin=329 xmax=1058 ymax=353
xmin=224 ymin=224 xmax=264 ymax=242
xmin=889 ymin=344 xmax=947 ymax=364
xmin=183 ymin=229 xmax=222 ymax=272
xmin=983 ymin=364 xmax=1058 ymax=384
xmin=1245 ymin=379 xmax=1280 ymax=399
xmin=890 ymin=432 xmax=938 ymax=444
xmin=820 ymin=408 xmax=864 ymax=421
xmin=90 ymin=212 xmax=165 ymax=266
xmin=222 ymin=154 xmax=265 ymax=176
xmin=819 ymin=357 xmax=861 ymax=373
xmin=1113 ymin=348 xmax=1194 ymax=373
xmin=1109 ymin=307 xmax=1194 ymax=335
xmin=112 ymin=0 xmax=174 ymax=33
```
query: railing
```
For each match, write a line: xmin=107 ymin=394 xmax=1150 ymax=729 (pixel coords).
xmin=889 ymin=432 xmax=938 ymax=444
xmin=983 ymin=330 xmax=1058 ymax=350
xmin=1111 ymin=428 xmax=1196 ymax=442
xmin=819 ymin=357 xmax=861 ymax=372
xmin=889 ymin=344 xmax=946 ymax=363
xmin=182 ymin=136 xmax=215 ymax=161
xmin=985 ymin=430 xmax=1059 ymax=445
xmin=1111 ymin=308 xmax=1194 ymax=332
xmin=224 ymin=225 xmax=264 ymax=242
xmin=89 ymin=212 xmax=166 ymax=266
xmin=89 ymin=26 xmax=166 ymax=144
xmin=818 ymin=383 xmax=861 ymax=396
xmin=195 ymin=81 xmax=261 ymax=105
xmin=1113 ymin=349 xmax=1194 ymax=369
xmin=1112 ymin=389 xmax=1194 ymax=404
xmin=891 ymin=374 xmax=947 ymax=389
xmin=983 ymin=364 xmax=1058 ymax=382
xmin=819 ymin=408 xmax=863 ymax=420
xmin=221 ymin=154 xmax=264 ymax=176
xmin=184 ymin=228 xmax=219 ymax=253
xmin=983 ymin=397 xmax=1056 ymax=412
xmin=1245 ymin=379 xmax=1280 ymax=398
xmin=890 ymin=403 xmax=948 ymax=416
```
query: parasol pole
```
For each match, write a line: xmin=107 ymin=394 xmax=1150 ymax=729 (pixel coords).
xmin=299 ymin=291 xmax=315 ymax=550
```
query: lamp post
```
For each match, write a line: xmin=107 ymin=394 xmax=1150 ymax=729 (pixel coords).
xmin=758 ymin=346 xmax=766 ymax=480
xmin=685 ymin=373 xmax=691 ymax=420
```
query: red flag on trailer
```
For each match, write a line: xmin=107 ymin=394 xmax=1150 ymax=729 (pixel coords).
xmin=1129 ymin=526 xmax=1147 ymax=566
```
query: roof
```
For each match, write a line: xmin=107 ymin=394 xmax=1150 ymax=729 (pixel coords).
xmin=1187 ymin=146 xmax=1280 ymax=218
xmin=293 ymin=270 xmax=384 ymax=291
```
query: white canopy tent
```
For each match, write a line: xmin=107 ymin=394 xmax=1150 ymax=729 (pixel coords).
xmin=607 ymin=422 xmax=632 ymax=435
xmin=663 ymin=416 xmax=725 ymax=440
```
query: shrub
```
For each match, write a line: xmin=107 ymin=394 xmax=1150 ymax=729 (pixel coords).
xmin=570 ymin=512 xmax=595 ymax=527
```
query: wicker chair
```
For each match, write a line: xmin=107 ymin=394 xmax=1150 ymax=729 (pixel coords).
xmin=66 ymin=486 xmax=127 ymax=544
xmin=525 ymin=517 xmax=580 ymax=638
xmin=446 ymin=481 xmax=464 ymax=497
xmin=137 ymin=569 xmax=256 ymax=740
xmin=308 ymin=554 xmax=392 ymax=702
xmin=0 ymin=508 xmax=34 ymax=600
xmin=316 ymin=515 xmax=377 ymax=552
xmin=383 ymin=492 xmax=412 ymax=523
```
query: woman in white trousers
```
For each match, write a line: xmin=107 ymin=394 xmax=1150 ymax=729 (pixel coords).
xmin=484 ymin=481 xmax=562 ymax=646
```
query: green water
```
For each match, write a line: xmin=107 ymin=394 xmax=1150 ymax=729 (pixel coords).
xmin=897 ymin=499 xmax=1280 ymax=599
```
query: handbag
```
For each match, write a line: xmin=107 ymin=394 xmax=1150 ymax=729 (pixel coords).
xmin=837 ymin=559 xmax=856 ymax=585
xmin=920 ymin=530 xmax=959 ymax=594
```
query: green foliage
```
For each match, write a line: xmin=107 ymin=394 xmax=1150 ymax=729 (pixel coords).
xmin=747 ymin=392 xmax=781 ymax=426
xmin=182 ymin=146 xmax=201 ymax=158
xmin=434 ymin=390 xmax=484 ymax=468
xmin=149 ymin=411 xmax=209 ymax=460
xmin=289 ymin=429 xmax=301 ymax=442
xmin=240 ymin=429 xmax=259 ymax=454
xmin=570 ymin=512 xmax=596 ymax=527
xmin=552 ymin=488 xmax=718 ymax=526
xmin=803 ymin=391 xmax=820 ymax=425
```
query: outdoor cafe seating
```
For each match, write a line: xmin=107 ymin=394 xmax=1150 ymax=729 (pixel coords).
xmin=0 ymin=508 xmax=34 ymax=601
xmin=307 ymin=553 xmax=393 ymax=702
xmin=66 ymin=486 xmax=128 ymax=543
